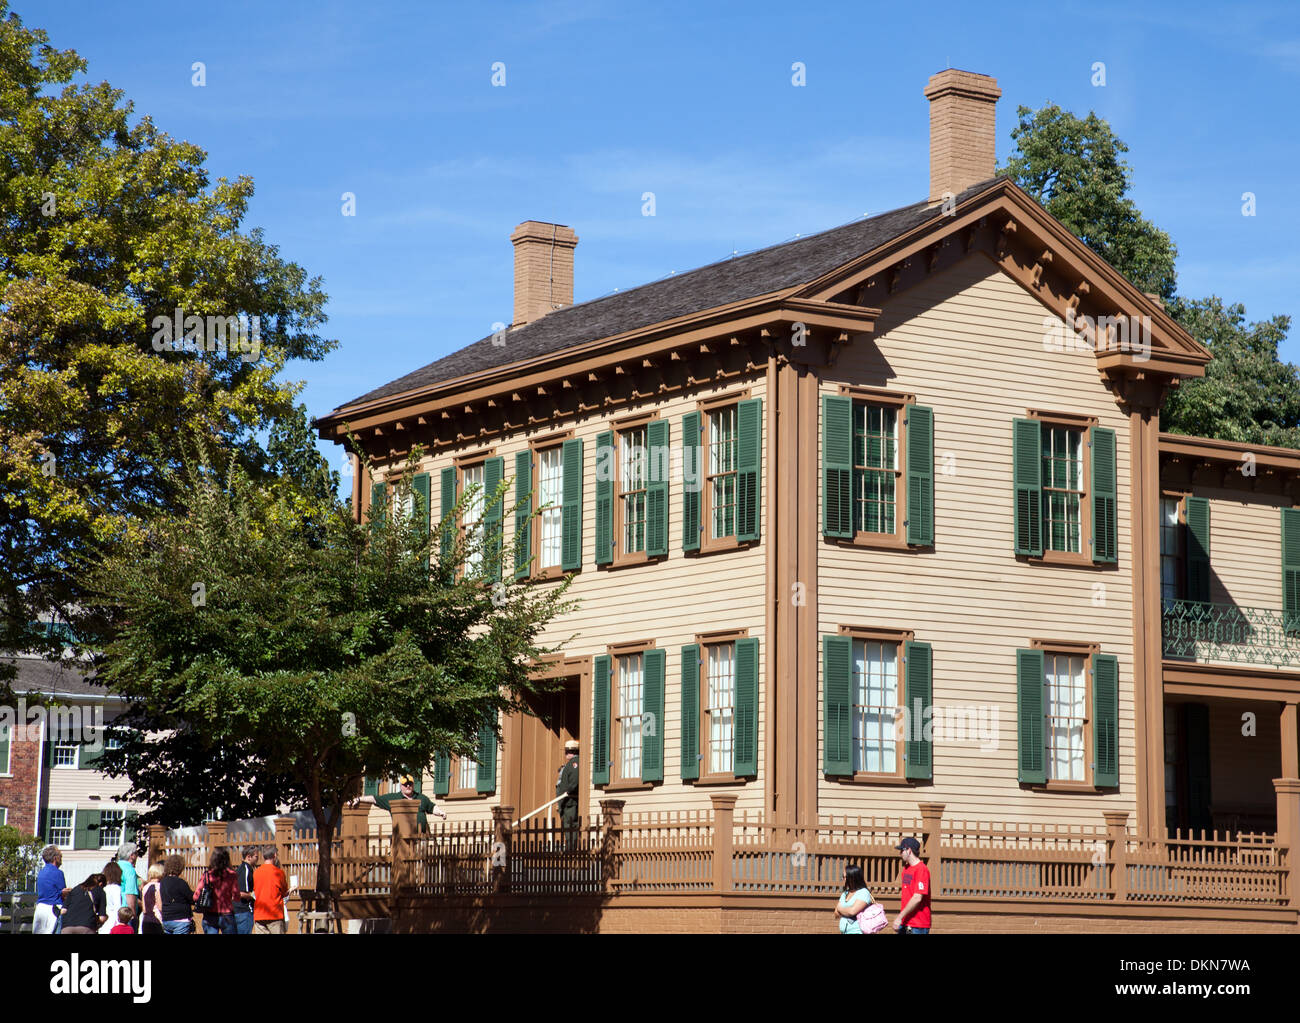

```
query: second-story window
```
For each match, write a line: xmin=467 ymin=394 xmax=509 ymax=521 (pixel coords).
xmin=854 ymin=403 xmax=899 ymax=535
xmin=1160 ymin=497 xmax=1184 ymax=604
xmin=53 ymin=742 xmax=79 ymax=768
xmin=708 ymin=407 xmax=738 ymax=541
xmin=1041 ymin=424 xmax=1084 ymax=554
xmin=619 ymin=426 xmax=649 ymax=555
xmin=462 ymin=462 xmax=485 ymax=573
xmin=538 ymin=445 xmax=564 ymax=570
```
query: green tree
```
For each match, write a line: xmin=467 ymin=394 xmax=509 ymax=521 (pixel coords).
xmin=0 ymin=3 xmax=333 ymax=678
xmin=998 ymin=104 xmax=1179 ymax=300
xmin=1161 ymin=297 xmax=1299 ymax=446
xmin=89 ymin=449 xmax=574 ymax=894
xmin=1001 ymin=103 xmax=1297 ymax=447
xmin=0 ymin=823 xmax=42 ymax=892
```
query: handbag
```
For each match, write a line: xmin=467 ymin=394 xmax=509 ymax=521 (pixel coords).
xmin=856 ymin=901 xmax=888 ymax=934
xmin=193 ymin=870 xmax=216 ymax=913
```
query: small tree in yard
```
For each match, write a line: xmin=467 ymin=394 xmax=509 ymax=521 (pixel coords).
xmin=0 ymin=824 xmax=42 ymax=892
xmin=89 ymin=448 xmax=575 ymax=895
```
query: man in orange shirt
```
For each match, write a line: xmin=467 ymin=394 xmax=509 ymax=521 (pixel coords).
xmin=252 ymin=846 xmax=289 ymax=934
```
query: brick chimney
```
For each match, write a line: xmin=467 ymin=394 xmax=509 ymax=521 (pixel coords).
xmin=510 ymin=221 xmax=578 ymax=327
xmin=924 ymin=69 xmax=1001 ymax=204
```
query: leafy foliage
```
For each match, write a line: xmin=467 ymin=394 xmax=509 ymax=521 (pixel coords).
xmin=0 ymin=3 xmax=334 ymax=676
xmin=0 ymin=823 xmax=42 ymax=892
xmin=88 ymin=447 xmax=574 ymax=890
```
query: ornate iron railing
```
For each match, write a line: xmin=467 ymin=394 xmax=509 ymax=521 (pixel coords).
xmin=1162 ymin=599 xmax=1300 ymax=668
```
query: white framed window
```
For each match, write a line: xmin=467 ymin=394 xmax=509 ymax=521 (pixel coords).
xmin=49 ymin=808 xmax=74 ymax=848
xmin=705 ymin=643 xmax=736 ymax=775
xmin=105 ymin=730 xmax=123 ymax=753
xmin=708 ymin=407 xmax=738 ymax=541
xmin=1045 ymin=653 xmax=1087 ymax=781
xmin=0 ymin=807 xmax=8 ymax=826
xmin=1041 ymin=425 xmax=1085 ymax=554
xmin=457 ymin=755 xmax=477 ymax=792
xmin=538 ymin=446 xmax=564 ymax=569
xmin=619 ymin=426 xmax=649 ymax=555
xmin=616 ymin=652 xmax=644 ymax=781
xmin=853 ymin=403 xmax=900 ymax=535
xmin=99 ymin=810 xmax=125 ymax=850
xmin=462 ymin=462 xmax=486 ymax=573
xmin=851 ymin=640 xmax=899 ymax=774
xmin=53 ymin=743 xmax=79 ymax=769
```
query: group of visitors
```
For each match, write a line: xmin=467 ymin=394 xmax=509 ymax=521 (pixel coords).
xmin=834 ymin=836 xmax=933 ymax=934
xmin=32 ymin=841 xmax=291 ymax=935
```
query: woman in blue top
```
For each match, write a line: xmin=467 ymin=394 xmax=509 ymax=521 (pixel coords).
xmin=34 ymin=845 xmax=69 ymax=934
xmin=833 ymin=864 xmax=874 ymax=934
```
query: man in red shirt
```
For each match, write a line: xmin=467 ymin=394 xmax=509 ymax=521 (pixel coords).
xmin=893 ymin=837 xmax=932 ymax=933
xmin=252 ymin=846 xmax=290 ymax=934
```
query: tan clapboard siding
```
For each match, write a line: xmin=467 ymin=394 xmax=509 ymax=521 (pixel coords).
xmin=383 ymin=375 xmax=769 ymax=818
xmin=817 ymin=257 xmax=1138 ymax=828
xmin=1193 ymin=486 xmax=1287 ymax=612
xmin=1207 ymin=699 xmax=1280 ymax=820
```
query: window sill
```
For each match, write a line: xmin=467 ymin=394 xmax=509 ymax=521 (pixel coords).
xmin=599 ymin=780 xmax=655 ymax=793
xmin=687 ymin=537 xmax=759 ymax=557
xmin=689 ymin=774 xmax=750 ymax=786
xmin=828 ymin=772 xmax=916 ymax=786
xmin=446 ymin=790 xmax=487 ymax=801
xmin=1031 ymin=550 xmax=1097 ymax=568
xmin=604 ymin=552 xmax=665 ymax=570
xmin=830 ymin=534 xmax=926 ymax=552
xmin=530 ymin=566 xmax=570 ymax=582
xmin=1032 ymin=781 xmax=1102 ymax=794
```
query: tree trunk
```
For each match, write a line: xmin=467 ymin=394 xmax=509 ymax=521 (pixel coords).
xmin=313 ymin=808 xmax=335 ymax=896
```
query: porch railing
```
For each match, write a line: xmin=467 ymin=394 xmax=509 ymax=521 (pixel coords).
xmin=1162 ymin=598 xmax=1300 ymax=668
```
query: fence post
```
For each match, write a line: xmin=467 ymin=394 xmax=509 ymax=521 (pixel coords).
xmin=339 ymin=804 xmax=369 ymax=894
xmin=1102 ymin=810 xmax=1129 ymax=903
xmin=491 ymin=806 xmax=513 ymax=894
xmin=1273 ymin=778 xmax=1300 ymax=909
xmin=147 ymin=824 xmax=168 ymax=872
xmin=711 ymin=794 xmax=737 ymax=894
xmin=918 ymin=802 xmax=944 ymax=898
xmin=598 ymin=798 xmax=625 ymax=894
xmin=206 ymin=820 xmax=228 ymax=864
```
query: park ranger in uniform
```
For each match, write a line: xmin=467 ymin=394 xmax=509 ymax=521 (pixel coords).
xmin=556 ymin=739 xmax=580 ymax=851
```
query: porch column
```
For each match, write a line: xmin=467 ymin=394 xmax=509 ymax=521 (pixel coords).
xmin=598 ymin=798 xmax=625 ymax=894
xmin=1278 ymin=700 xmax=1300 ymax=909
xmin=711 ymin=794 xmax=737 ymax=893
xmin=1102 ymin=810 xmax=1130 ymax=903
xmin=338 ymin=804 xmax=369 ymax=893
xmin=918 ymin=803 xmax=944 ymax=897
xmin=491 ymin=805 xmax=513 ymax=894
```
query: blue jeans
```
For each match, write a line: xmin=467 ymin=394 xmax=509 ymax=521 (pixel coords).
xmin=232 ymin=907 xmax=254 ymax=935
xmin=904 ymin=926 xmax=930 ymax=934
xmin=163 ymin=919 xmax=193 ymax=934
xmin=202 ymin=914 xmax=237 ymax=934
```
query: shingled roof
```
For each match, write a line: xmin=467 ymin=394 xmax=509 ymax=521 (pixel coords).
xmin=337 ymin=177 xmax=1006 ymax=410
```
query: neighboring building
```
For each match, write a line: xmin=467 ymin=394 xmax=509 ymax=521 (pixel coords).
xmin=1 ymin=619 xmax=146 ymax=880
xmin=316 ymin=68 xmax=1298 ymax=872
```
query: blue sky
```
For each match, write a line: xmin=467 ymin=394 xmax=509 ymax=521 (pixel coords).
xmin=19 ymin=0 xmax=1300 ymax=475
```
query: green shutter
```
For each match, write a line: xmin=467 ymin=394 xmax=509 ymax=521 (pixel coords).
xmin=483 ymin=456 xmax=505 ymax=579
xmin=646 ymin=420 xmax=669 ymax=557
xmin=363 ymin=774 xmax=378 ymax=797
xmin=737 ymin=398 xmax=762 ymax=543
xmin=1283 ymin=509 xmax=1300 ymax=631
xmin=905 ymin=405 xmax=934 ymax=546
xmin=903 ymin=641 xmax=933 ymax=780
xmin=642 ymin=648 xmax=665 ymax=783
xmin=73 ymin=810 xmax=99 ymax=850
xmin=411 ymin=473 xmax=430 ymax=537
xmin=1186 ymin=497 xmax=1210 ymax=602
xmin=1091 ymin=427 xmax=1117 ymax=563
xmin=1092 ymin=653 xmax=1119 ymax=788
xmin=734 ymin=637 xmax=759 ymax=777
xmin=1016 ymin=649 xmax=1046 ymax=784
xmin=476 ymin=718 xmax=497 ymax=794
xmin=80 ymin=729 xmax=104 ymax=770
xmin=682 ymin=412 xmax=702 ymax=552
xmin=45 ymin=733 xmax=58 ymax=768
xmin=370 ymin=480 xmax=387 ymax=526
xmin=822 ymin=635 xmax=852 ymax=775
xmin=595 ymin=432 xmax=614 ymax=565
xmin=822 ymin=395 xmax=853 ymax=538
xmin=514 ymin=450 xmax=532 ymax=581
xmin=433 ymin=752 xmax=450 ymax=796
xmin=1013 ymin=419 xmax=1043 ymax=556
xmin=680 ymin=645 xmax=700 ymax=780
xmin=561 ymin=438 xmax=584 ymax=572
xmin=439 ymin=467 xmax=456 ymax=563
xmin=592 ymin=654 xmax=611 ymax=785
xmin=0 ymin=723 xmax=10 ymax=775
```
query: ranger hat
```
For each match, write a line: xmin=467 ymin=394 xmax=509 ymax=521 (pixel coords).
xmin=564 ymin=740 xmax=580 ymax=752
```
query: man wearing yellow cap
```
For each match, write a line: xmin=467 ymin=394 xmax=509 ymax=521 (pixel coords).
xmin=352 ymin=774 xmax=446 ymax=831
